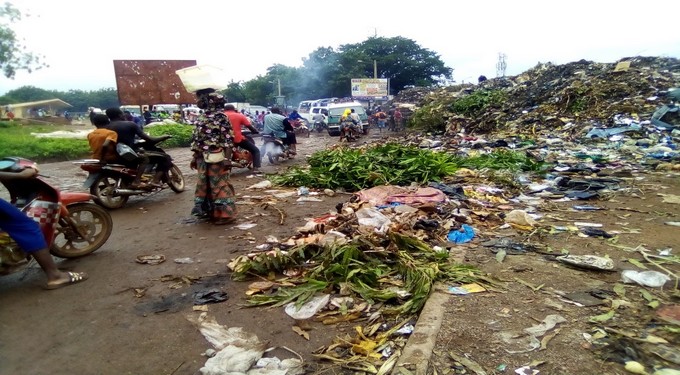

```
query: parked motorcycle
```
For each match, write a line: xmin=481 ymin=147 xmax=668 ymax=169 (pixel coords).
xmin=76 ymin=138 xmax=185 ymax=209
xmin=261 ymin=134 xmax=295 ymax=164
xmin=0 ymin=157 xmax=113 ymax=275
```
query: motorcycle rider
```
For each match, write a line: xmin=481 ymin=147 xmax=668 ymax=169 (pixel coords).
xmin=224 ymin=104 xmax=262 ymax=173
xmin=105 ymin=107 xmax=171 ymax=188
xmin=0 ymin=169 xmax=88 ymax=290
xmin=311 ymin=110 xmax=327 ymax=130
xmin=264 ymin=107 xmax=297 ymax=154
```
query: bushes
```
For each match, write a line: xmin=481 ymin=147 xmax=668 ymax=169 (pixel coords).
xmin=0 ymin=122 xmax=90 ymax=161
xmin=410 ymin=89 xmax=507 ymax=133
xmin=145 ymin=124 xmax=193 ymax=147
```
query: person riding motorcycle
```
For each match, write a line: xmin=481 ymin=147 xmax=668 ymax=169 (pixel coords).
xmin=311 ymin=112 xmax=326 ymax=131
xmin=339 ymin=108 xmax=359 ymax=140
xmin=224 ymin=104 xmax=262 ymax=173
xmin=263 ymin=108 xmax=297 ymax=154
xmin=105 ymin=107 xmax=171 ymax=188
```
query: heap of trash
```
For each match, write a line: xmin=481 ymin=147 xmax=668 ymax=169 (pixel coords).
xmin=395 ymin=56 xmax=680 ymax=140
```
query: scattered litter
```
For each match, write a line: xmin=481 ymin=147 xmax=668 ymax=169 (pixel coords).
xmin=297 ymin=186 xmax=309 ymax=196
xmin=665 ymin=222 xmax=680 ymax=227
xmin=235 ymin=222 xmax=258 ymax=230
xmin=135 ymin=254 xmax=166 ymax=265
xmin=447 ymin=224 xmax=475 ymax=244
xmin=174 ymin=257 xmax=194 ymax=264
xmin=556 ymin=255 xmax=615 ymax=271
xmin=505 ymin=210 xmax=538 ymax=227
xmin=396 ymin=323 xmax=414 ymax=335
xmin=580 ymin=227 xmax=614 ymax=238
xmin=247 ymin=180 xmax=273 ymax=190
xmin=515 ymin=365 xmax=540 ymax=375
xmin=296 ymin=196 xmax=323 ymax=202
xmin=284 ymin=294 xmax=330 ymax=320
xmin=193 ymin=289 xmax=229 ymax=305
xmin=622 ymin=270 xmax=671 ymax=287
xmin=446 ymin=283 xmax=487 ymax=295
xmin=524 ymin=314 xmax=566 ymax=337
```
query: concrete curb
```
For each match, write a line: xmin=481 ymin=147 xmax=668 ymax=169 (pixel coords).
xmin=393 ymin=283 xmax=449 ymax=374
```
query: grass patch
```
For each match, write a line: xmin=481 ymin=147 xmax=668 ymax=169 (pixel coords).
xmin=0 ymin=121 xmax=90 ymax=161
xmin=0 ymin=122 xmax=193 ymax=162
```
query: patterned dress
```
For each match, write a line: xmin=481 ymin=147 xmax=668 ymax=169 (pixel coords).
xmin=190 ymin=110 xmax=237 ymax=222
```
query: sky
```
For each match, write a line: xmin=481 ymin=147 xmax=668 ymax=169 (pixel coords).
xmin=1 ymin=0 xmax=679 ymax=96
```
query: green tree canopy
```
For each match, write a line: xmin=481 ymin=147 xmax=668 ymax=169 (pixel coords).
xmin=0 ymin=2 xmax=46 ymax=79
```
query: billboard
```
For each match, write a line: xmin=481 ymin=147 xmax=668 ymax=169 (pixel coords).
xmin=351 ymin=78 xmax=388 ymax=100
xmin=113 ymin=60 xmax=198 ymax=105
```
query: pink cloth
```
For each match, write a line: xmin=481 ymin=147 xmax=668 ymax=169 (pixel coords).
xmin=356 ymin=186 xmax=447 ymax=206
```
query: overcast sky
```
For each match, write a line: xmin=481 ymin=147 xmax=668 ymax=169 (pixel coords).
xmin=1 ymin=0 xmax=679 ymax=96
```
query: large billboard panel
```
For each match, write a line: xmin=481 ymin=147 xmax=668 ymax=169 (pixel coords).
xmin=351 ymin=78 xmax=388 ymax=100
xmin=113 ymin=60 xmax=198 ymax=105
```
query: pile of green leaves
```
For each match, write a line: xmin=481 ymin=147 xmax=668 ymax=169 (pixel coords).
xmin=146 ymin=124 xmax=193 ymax=147
xmin=451 ymin=89 xmax=506 ymax=116
xmin=232 ymin=233 xmax=486 ymax=315
xmin=270 ymin=143 xmax=544 ymax=191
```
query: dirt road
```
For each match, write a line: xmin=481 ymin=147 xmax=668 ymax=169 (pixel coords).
xmin=0 ymin=131 xmax=379 ymax=375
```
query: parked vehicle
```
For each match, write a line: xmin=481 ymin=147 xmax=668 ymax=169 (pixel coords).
xmin=261 ymin=134 xmax=295 ymax=164
xmin=326 ymin=102 xmax=369 ymax=136
xmin=77 ymin=138 xmax=185 ymax=209
xmin=0 ymin=157 xmax=113 ymax=275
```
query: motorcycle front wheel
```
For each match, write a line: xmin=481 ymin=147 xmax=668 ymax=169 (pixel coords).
xmin=51 ymin=203 xmax=113 ymax=258
xmin=91 ymin=175 xmax=129 ymax=209
xmin=166 ymin=164 xmax=185 ymax=193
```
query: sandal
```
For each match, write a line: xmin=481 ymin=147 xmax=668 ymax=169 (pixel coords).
xmin=45 ymin=271 xmax=88 ymax=290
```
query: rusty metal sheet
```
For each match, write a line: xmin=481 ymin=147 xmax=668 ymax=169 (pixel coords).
xmin=113 ymin=60 xmax=198 ymax=105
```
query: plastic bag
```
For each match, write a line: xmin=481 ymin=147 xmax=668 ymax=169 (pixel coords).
xmin=621 ymin=270 xmax=671 ymax=287
xmin=116 ymin=143 xmax=138 ymax=161
xmin=203 ymin=150 xmax=226 ymax=163
xmin=447 ymin=224 xmax=475 ymax=244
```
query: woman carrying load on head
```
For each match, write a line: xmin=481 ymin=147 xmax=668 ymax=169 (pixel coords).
xmin=189 ymin=89 xmax=237 ymax=225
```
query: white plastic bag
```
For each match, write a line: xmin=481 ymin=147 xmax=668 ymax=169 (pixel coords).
xmin=284 ymin=294 xmax=330 ymax=320
xmin=621 ymin=270 xmax=671 ymax=288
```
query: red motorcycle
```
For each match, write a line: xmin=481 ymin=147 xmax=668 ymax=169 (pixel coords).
xmin=290 ymin=118 xmax=310 ymax=138
xmin=0 ymin=157 xmax=113 ymax=275
xmin=230 ymin=132 xmax=255 ymax=170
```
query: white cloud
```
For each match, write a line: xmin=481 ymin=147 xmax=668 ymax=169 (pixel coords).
xmin=1 ymin=0 xmax=679 ymax=94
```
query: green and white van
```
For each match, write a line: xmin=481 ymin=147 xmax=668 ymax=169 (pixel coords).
xmin=326 ymin=101 xmax=368 ymax=136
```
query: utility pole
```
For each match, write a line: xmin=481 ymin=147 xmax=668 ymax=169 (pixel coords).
xmin=496 ymin=53 xmax=507 ymax=78
xmin=373 ymin=60 xmax=377 ymax=79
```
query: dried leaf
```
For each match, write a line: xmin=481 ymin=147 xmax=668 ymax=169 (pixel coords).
xmin=292 ymin=325 xmax=310 ymax=340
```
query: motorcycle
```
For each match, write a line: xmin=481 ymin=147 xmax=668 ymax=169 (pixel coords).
xmin=313 ymin=120 xmax=327 ymax=133
xmin=76 ymin=138 xmax=186 ymax=209
xmin=0 ymin=157 xmax=113 ymax=275
xmin=339 ymin=120 xmax=361 ymax=142
xmin=230 ymin=132 xmax=255 ymax=170
xmin=290 ymin=119 xmax=310 ymax=138
xmin=261 ymin=134 xmax=295 ymax=164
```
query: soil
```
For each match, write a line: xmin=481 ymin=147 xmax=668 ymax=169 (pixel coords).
xmin=1 ymin=129 xmax=678 ymax=375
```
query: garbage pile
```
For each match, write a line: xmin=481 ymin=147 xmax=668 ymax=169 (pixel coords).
xmin=395 ymin=56 xmax=680 ymax=138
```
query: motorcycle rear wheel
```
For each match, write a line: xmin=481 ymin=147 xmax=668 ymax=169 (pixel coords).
xmin=91 ymin=175 xmax=129 ymax=209
xmin=167 ymin=164 xmax=185 ymax=193
xmin=51 ymin=203 xmax=113 ymax=258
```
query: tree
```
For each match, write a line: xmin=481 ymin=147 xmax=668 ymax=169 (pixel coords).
xmin=0 ymin=2 xmax=47 ymax=79
xmin=223 ymin=81 xmax=247 ymax=103
xmin=338 ymin=36 xmax=452 ymax=94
